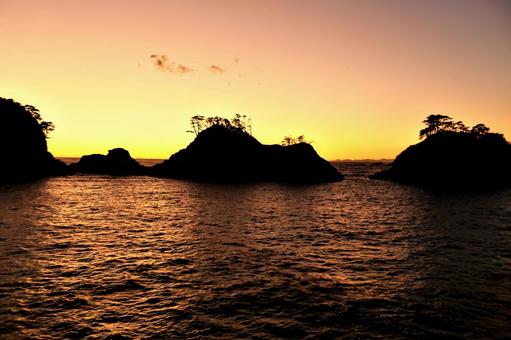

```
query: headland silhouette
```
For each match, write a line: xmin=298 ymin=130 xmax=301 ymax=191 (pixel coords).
xmin=0 ymin=98 xmax=70 ymax=184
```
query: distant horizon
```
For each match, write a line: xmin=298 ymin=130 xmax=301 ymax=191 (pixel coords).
xmin=56 ymin=156 xmax=394 ymax=163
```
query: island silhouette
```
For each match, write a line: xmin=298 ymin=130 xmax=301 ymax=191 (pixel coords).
xmin=370 ymin=114 xmax=511 ymax=190
xmin=151 ymin=116 xmax=342 ymax=183
xmin=4 ymin=97 xmax=511 ymax=189
xmin=70 ymin=148 xmax=148 ymax=176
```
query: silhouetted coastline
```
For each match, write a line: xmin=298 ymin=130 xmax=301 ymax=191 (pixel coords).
xmin=5 ymin=97 xmax=511 ymax=189
xmin=370 ymin=115 xmax=511 ymax=190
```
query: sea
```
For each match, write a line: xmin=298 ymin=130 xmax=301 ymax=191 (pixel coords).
xmin=0 ymin=161 xmax=510 ymax=339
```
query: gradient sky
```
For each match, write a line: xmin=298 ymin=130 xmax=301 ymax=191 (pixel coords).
xmin=1 ymin=0 xmax=510 ymax=160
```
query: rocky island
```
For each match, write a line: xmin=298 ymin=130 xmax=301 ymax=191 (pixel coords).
xmin=0 ymin=97 xmax=70 ymax=184
xmin=370 ymin=115 xmax=511 ymax=190
xmin=151 ymin=115 xmax=342 ymax=183
xmin=70 ymin=148 xmax=148 ymax=176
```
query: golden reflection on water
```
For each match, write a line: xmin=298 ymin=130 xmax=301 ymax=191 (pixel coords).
xmin=0 ymin=171 xmax=510 ymax=338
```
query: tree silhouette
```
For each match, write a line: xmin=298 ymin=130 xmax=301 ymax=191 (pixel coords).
xmin=471 ymin=123 xmax=490 ymax=136
xmin=418 ymin=114 xmax=495 ymax=140
xmin=231 ymin=114 xmax=242 ymax=130
xmin=281 ymin=134 xmax=308 ymax=146
xmin=281 ymin=136 xmax=295 ymax=146
xmin=453 ymin=121 xmax=468 ymax=133
xmin=230 ymin=113 xmax=252 ymax=134
xmin=419 ymin=114 xmax=453 ymax=139
xmin=189 ymin=115 xmax=205 ymax=135
xmin=188 ymin=114 xmax=253 ymax=136
xmin=22 ymin=104 xmax=55 ymax=137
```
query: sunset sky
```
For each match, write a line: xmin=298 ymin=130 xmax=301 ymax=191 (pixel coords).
xmin=1 ymin=0 xmax=510 ymax=160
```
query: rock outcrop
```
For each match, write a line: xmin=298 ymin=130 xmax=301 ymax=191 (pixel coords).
xmin=70 ymin=148 xmax=147 ymax=176
xmin=151 ymin=125 xmax=342 ymax=183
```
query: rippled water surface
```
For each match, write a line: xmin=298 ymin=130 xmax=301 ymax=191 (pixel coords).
xmin=1 ymin=163 xmax=510 ymax=339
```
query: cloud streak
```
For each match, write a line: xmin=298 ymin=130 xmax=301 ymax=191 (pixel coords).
xmin=148 ymin=54 xmax=242 ymax=77
xmin=150 ymin=54 xmax=193 ymax=74
xmin=209 ymin=65 xmax=226 ymax=74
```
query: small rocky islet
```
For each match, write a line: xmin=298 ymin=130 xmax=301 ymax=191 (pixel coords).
xmin=69 ymin=148 xmax=148 ymax=176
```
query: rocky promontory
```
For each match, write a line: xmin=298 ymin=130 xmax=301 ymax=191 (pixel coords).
xmin=151 ymin=124 xmax=342 ymax=183
xmin=0 ymin=97 xmax=71 ymax=184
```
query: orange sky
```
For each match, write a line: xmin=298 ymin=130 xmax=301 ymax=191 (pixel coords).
xmin=1 ymin=0 xmax=510 ymax=160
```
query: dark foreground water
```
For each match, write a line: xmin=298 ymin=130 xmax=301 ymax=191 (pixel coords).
xmin=0 ymin=163 xmax=510 ymax=339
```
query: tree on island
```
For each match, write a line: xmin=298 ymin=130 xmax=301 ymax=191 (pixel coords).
xmin=281 ymin=135 xmax=308 ymax=146
xmin=187 ymin=115 xmax=313 ymax=147
xmin=471 ymin=123 xmax=490 ymax=136
xmin=23 ymin=104 xmax=55 ymax=137
xmin=188 ymin=113 xmax=252 ymax=136
xmin=1 ymin=98 xmax=55 ymax=139
xmin=419 ymin=114 xmax=494 ymax=140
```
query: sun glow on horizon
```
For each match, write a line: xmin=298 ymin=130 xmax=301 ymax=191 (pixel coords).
xmin=1 ymin=0 xmax=510 ymax=160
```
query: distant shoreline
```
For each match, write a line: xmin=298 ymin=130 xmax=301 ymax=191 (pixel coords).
xmin=57 ymin=157 xmax=393 ymax=166
xmin=331 ymin=159 xmax=392 ymax=163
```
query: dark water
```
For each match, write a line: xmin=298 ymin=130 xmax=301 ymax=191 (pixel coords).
xmin=0 ymin=162 xmax=510 ymax=339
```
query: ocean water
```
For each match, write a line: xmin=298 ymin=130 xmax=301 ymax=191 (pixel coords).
xmin=0 ymin=162 xmax=510 ymax=339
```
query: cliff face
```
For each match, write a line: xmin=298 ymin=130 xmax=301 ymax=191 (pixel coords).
xmin=0 ymin=98 xmax=70 ymax=184
xmin=370 ymin=132 xmax=511 ymax=190
xmin=151 ymin=125 xmax=342 ymax=183
xmin=70 ymin=148 xmax=147 ymax=176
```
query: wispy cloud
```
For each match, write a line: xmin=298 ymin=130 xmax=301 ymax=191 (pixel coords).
xmin=148 ymin=54 xmax=246 ymax=77
xmin=150 ymin=54 xmax=193 ymax=74
xmin=176 ymin=64 xmax=193 ymax=73
xmin=209 ymin=65 xmax=226 ymax=74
